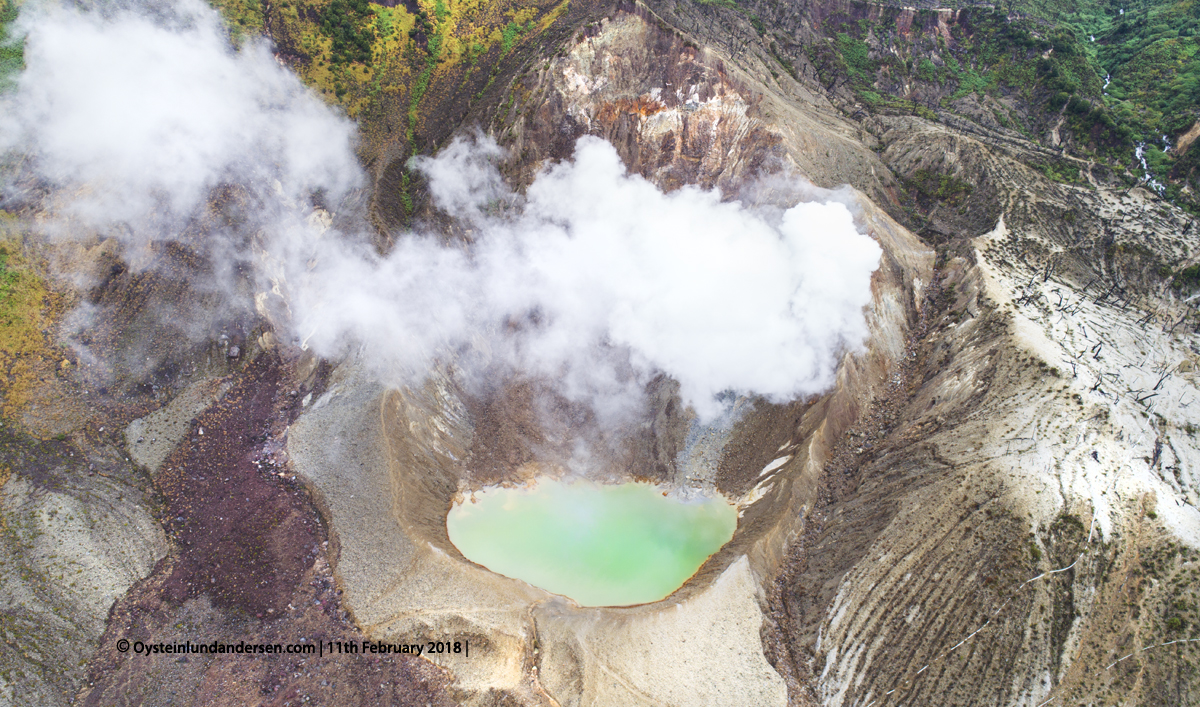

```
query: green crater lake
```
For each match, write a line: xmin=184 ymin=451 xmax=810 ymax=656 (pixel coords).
xmin=446 ymin=478 xmax=738 ymax=607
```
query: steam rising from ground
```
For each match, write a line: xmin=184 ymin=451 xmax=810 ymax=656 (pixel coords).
xmin=2 ymin=0 xmax=882 ymax=421
xmin=0 ymin=0 xmax=361 ymax=245
xmin=295 ymin=136 xmax=883 ymax=418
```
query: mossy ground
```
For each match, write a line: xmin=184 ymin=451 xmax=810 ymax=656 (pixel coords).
xmin=0 ymin=216 xmax=69 ymax=428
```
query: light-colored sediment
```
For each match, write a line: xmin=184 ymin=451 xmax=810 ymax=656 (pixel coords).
xmin=807 ymin=193 xmax=1200 ymax=705
xmin=285 ymin=190 xmax=931 ymax=707
xmin=285 ymin=217 xmax=930 ymax=701
xmin=288 ymin=367 xmax=795 ymax=705
xmin=126 ymin=375 xmax=232 ymax=473
xmin=288 ymin=363 xmax=550 ymax=701
xmin=534 ymin=556 xmax=787 ymax=707
xmin=285 ymin=189 xmax=931 ymax=701
xmin=3 ymin=2 xmax=1194 ymax=705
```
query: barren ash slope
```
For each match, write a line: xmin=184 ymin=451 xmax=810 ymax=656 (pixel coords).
xmin=0 ymin=0 xmax=1198 ymax=704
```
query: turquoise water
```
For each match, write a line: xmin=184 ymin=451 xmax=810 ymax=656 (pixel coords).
xmin=446 ymin=478 xmax=738 ymax=607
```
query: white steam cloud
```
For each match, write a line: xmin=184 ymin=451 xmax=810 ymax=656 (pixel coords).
xmin=295 ymin=136 xmax=882 ymax=418
xmin=1 ymin=0 xmax=361 ymax=240
xmin=2 ymin=0 xmax=882 ymax=421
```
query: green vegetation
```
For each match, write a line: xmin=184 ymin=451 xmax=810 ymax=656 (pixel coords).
xmin=1035 ymin=159 xmax=1084 ymax=183
xmin=0 ymin=0 xmax=23 ymax=91
xmin=811 ymin=0 xmax=1200 ymax=208
xmin=223 ymin=0 xmax=568 ymax=157
xmin=768 ymin=42 xmax=797 ymax=79
xmin=915 ymin=57 xmax=937 ymax=83
xmin=0 ymin=233 xmax=57 ymax=421
xmin=407 ymin=32 xmax=440 ymax=142
xmin=1172 ymin=263 xmax=1200 ymax=292
xmin=950 ymin=64 xmax=991 ymax=99
xmin=320 ymin=0 xmax=376 ymax=65
xmin=208 ymin=0 xmax=265 ymax=41
xmin=836 ymin=32 xmax=876 ymax=86
xmin=1053 ymin=512 xmax=1087 ymax=536
xmin=906 ymin=168 xmax=974 ymax=204
xmin=400 ymin=171 xmax=414 ymax=216
xmin=808 ymin=34 xmax=923 ymax=114
xmin=943 ymin=11 xmax=1105 ymax=116
xmin=407 ymin=5 xmax=433 ymax=43
xmin=0 ymin=239 xmax=44 ymax=345
xmin=1093 ymin=0 xmax=1200 ymax=137
xmin=374 ymin=6 xmax=396 ymax=39
xmin=0 ymin=248 xmax=17 ymax=309
xmin=500 ymin=20 xmax=530 ymax=54
xmin=212 ymin=0 xmax=570 ymax=230
xmin=1001 ymin=0 xmax=1200 ymax=193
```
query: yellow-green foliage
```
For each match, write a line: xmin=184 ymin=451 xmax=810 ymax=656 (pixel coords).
xmin=208 ymin=0 xmax=266 ymax=42
xmin=0 ymin=222 xmax=55 ymax=421
xmin=237 ymin=0 xmax=569 ymax=135
xmin=537 ymin=0 xmax=569 ymax=33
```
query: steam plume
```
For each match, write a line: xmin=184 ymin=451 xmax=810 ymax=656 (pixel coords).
xmin=0 ymin=0 xmax=361 ymax=247
xmin=1 ymin=0 xmax=882 ymax=421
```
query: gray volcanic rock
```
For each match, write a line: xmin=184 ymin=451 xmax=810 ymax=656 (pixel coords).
xmin=0 ymin=432 xmax=166 ymax=707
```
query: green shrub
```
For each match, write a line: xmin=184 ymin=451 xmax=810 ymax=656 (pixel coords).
xmin=1067 ymin=95 xmax=1092 ymax=115
xmin=907 ymin=168 xmax=974 ymax=204
xmin=916 ymin=58 xmax=937 ymax=83
xmin=500 ymin=20 xmax=527 ymax=54
xmin=321 ymin=0 xmax=375 ymax=65
xmin=0 ymin=0 xmax=22 ymax=91
xmin=836 ymin=33 xmax=876 ymax=85
xmin=1173 ymin=264 xmax=1200 ymax=293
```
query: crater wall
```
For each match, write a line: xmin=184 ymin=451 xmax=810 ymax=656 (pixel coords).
xmin=288 ymin=13 xmax=934 ymax=705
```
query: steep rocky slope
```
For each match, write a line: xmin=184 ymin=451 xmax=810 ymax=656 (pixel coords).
xmin=0 ymin=0 xmax=1198 ymax=705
